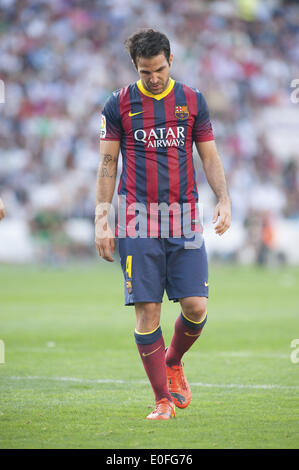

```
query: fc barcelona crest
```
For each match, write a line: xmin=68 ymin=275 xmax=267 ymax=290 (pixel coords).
xmin=126 ymin=280 xmax=133 ymax=294
xmin=175 ymin=105 xmax=189 ymax=120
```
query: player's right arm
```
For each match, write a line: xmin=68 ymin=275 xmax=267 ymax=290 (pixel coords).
xmin=95 ymin=140 xmax=120 ymax=262
xmin=0 ymin=198 xmax=5 ymax=220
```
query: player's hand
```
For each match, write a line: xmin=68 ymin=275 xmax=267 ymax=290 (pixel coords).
xmin=95 ymin=218 xmax=115 ymax=262
xmin=213 ymin=198 xmax=231 ymax=236
xmin=0 ymin=199 xmax=5 ymax=220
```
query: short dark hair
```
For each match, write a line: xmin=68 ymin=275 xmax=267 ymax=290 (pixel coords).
xmin=125 ymin=29 xmax=171 ymax=67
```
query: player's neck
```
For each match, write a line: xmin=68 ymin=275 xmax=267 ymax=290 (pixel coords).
xmin=137 ymin=77 xmax=175 ymax=100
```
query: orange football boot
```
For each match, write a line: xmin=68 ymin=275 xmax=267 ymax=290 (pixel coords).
xmin=166 ymin=362 xmax=191 ymax=409
xmin=146 ymin=398 xmax=175 ymax=420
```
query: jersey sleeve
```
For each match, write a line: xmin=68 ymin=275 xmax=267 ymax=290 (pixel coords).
xmin=100 ymin=91 xmax=122 ymax=141
xmin=192 ymin=91 xmax=214 ymax=142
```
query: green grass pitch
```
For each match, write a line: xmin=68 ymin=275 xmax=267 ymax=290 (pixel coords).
xmin=0 ymin=261 xmax=298 ymax=449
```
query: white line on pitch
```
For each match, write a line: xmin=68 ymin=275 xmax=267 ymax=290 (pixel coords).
xmin=8 ymin=348 xmax=291 ymax=359
xmin=6 ymin=375 xmax=299 ymax=391
xmin=7 ymin=349 xmax=291 ymax=360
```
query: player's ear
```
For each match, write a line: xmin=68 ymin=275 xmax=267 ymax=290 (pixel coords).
xmin=168 ymin=53 xmax=173 ymax=67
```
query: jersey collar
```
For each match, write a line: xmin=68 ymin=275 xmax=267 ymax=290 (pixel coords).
xmin=137 ymin=78 xmax=175 ymax=100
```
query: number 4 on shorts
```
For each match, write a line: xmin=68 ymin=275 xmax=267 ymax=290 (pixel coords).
xmin=126 ymin=255 xmax=132 ymax=279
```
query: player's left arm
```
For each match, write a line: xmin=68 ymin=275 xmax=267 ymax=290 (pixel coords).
xmin=195 ymin=140 xmax=231 ymax=235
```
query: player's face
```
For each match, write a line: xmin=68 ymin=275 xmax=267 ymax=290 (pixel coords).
xmin=136 ymin=53 xmax=173 ymax=95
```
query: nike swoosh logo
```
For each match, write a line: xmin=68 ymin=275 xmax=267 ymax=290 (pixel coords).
xmin=204 ymin=282 xmax=209 ymax=287
xmin=184 ymin=331 xmax=202 ymax=337
xmin=170 ymin=392 xmax=186 ymax=405
xmin=142 ymin=345 xmax=162 ymax=357
xmin=157 ymin=408 xmax=172 ymax=417
xmin=128 ymin=111 xmax=143 ymax=117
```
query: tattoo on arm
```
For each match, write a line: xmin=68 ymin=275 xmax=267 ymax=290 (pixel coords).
xmin=103 ymin=154 xmax=112 ymax=165
xmin=99 ymin=153 xmax=118 ymax=178
xmin=99 ymin=167 xmax=113 ymax=178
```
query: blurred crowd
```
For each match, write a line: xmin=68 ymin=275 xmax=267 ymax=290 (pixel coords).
xmin=0 ymin=0 xmax=298 ymax=264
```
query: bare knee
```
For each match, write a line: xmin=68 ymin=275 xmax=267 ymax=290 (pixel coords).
xmin=180 ymin=297 xmax=207 ymax=323
xmin=135 ymin=302 xmax=161 ymax=333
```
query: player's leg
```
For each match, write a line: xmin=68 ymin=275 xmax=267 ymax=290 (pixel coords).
xmin=135 ymin=301 xmax=161 ymax=333
xmin=166 ymin=296 xmax=207 ymax=368
xmin=118 ymin=237 xmax=174 ymax=419
xmin=134 ymin=302 xmax=174 ymax=420
xmin=165 ymin=238 xmax=209 ymax=408
xmin=165 ymin=296 xmax=207 ymax=409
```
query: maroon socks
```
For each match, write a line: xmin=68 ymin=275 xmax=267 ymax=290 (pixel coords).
xmin=134 ymin=312 xmax=207 ymax=402
xmin=134 ymin=326 xmax=172 ymax=402
xmin=166 ymin=311 xmax=207 ymax=367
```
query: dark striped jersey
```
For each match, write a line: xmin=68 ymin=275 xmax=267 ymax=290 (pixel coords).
xmin=100 ymin=78 xmax=214 ymax=237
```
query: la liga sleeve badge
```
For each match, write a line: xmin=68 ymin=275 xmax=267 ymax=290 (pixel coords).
xmin=100 ymin=114 xmax=107 ymax=138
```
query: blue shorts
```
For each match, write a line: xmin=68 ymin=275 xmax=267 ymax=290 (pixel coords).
xmin=118 ymin=237 xmax=209 ymax=306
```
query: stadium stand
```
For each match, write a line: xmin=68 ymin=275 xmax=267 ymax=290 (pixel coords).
xmin=0 ymin=0 xmax=298 ymax=264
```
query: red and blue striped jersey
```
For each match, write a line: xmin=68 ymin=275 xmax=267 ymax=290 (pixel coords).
xmin=100 ymin=78 xmax=214 ymax=236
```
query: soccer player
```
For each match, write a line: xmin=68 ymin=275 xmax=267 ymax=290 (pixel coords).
xmin=0 ymin=198 xmax=5 ymax=220
xmin=95 ymin=29 xmax=231 ymax=420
